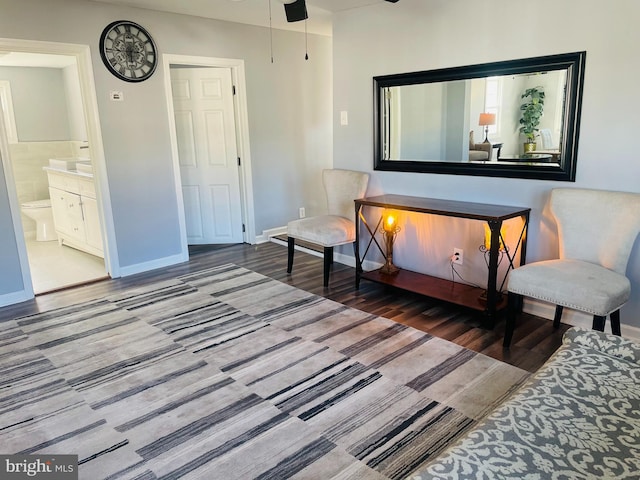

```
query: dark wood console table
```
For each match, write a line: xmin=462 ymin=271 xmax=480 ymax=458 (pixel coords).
xmin=354 ymin=194 xmax=531 ymax=325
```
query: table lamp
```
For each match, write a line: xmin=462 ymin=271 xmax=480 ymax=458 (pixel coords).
xmin=379 ymin=211 xmax=401 ymax=275
xmin=478 ymin=113 xmax=496 ymax=143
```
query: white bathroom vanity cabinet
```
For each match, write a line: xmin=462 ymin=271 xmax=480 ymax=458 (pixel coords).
xmin=45 ymin=168 xmax=104 ymax=258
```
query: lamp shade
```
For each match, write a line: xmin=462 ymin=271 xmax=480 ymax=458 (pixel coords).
xmin=478 ymin=113 xmax=496 ymax=126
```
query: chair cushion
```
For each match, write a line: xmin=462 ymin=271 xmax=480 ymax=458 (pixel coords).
xmin=508 ymin=259 xmax=631 ymax=316
xmin=469 ymin=150 xmax=489 ymax=161
xmin=287 ymin=215 xmax=355 ymax=247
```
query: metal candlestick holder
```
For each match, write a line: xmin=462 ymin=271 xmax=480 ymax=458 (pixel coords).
xmin=379 ymin=223 xmax=401 ymax=275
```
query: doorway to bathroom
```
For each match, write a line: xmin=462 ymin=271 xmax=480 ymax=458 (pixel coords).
xmin=0 ymin=50 xmax=109 ymax=294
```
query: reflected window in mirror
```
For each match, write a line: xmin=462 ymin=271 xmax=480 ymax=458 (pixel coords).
xmin=482 ymin=77 xmax=500 ymax=139
xmin=373 ymin=52 xmax=586 ymax=181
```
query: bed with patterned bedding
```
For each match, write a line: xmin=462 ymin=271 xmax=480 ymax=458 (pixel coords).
xmin=415 ymin=327 xmax=640 ymax=479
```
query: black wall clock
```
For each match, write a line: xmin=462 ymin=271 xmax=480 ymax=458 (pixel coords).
xmin=99 ymin=20 xmax=158 ymax=82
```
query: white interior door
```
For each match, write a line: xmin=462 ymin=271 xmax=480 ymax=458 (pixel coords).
xmin=171 ymin=67 xmax=243 ymax=244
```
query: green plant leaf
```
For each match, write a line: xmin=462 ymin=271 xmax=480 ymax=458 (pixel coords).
xmin=519 ymin=86 xmax=545 ymax=139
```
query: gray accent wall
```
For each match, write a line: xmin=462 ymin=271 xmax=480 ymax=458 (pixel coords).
xmin=0 ymin=0 xmax=332 ymax=299
xmin=332 ymin=0 xmax=640 ymax=327
xmin=0 ymin=161 xmax=23 ymax=295
xmin=0 ymin=67 xmax=71 ymax=141
xmin=4 ymin=0 xmax=638 ymax=331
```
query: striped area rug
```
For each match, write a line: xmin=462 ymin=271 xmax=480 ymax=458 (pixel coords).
xmin=1 ymin=264 xmax=529 ymax=479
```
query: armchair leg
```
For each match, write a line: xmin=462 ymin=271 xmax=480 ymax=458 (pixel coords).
xmin=504 ymin=292 xmax=521 ymax=348
xmin=515 ymin=293 xmax=524 ymax=313
xmin=287 ymin=237 xmax=295 ymax=274
xmin=610 ymin=310 xmax=621 ymax=336
xmin=323 ymin=247 xmax=333 ymax=287
xmin=592 ymin=315 xmax=606 ymax=332
xmin=553 ymin=305 xmax=564 ymax=329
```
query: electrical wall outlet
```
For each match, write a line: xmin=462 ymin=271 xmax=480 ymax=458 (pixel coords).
xmin=299 ymin=207 xmax=306 ymax=218
xmin=452 ymin=247 xmax=463 ymax=265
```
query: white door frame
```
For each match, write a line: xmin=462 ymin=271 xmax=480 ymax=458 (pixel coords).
xmin=162 ymin=54 xmax=256 ymax=254
xmin=0 ymin=37 xmax=120 ymax=305
xmin=0 ymin=85 xmax=31 ymax=304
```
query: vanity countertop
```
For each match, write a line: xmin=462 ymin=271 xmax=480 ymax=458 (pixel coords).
xmin=43 ymin=166 xmax=94 ymax=179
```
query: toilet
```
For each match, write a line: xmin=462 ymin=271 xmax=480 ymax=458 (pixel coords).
xmin=21 ymin=199 xmax=58 ymax=242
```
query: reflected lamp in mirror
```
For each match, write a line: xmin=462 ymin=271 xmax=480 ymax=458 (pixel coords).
xmin=373 ymin=51 xmax=586 ymax=181
xmin=478 ymin=113 xmax=496 ymax=143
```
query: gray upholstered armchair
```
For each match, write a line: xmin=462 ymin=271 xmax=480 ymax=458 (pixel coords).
xmin=504 ymin=188 xmax=640 ymax=347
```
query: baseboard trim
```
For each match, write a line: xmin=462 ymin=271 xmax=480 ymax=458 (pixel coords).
xmin=334 ymin=252 xmax=382 ymax=272
xmin=257 ymin=226 xmax=287 ymax=244
xmin=0 ymin=289 xmax=33 ymax=308
xmin=119 ymin=252 xmax=188 ymax=277
xmin=523 ymin=298 xmax=640 ymax=342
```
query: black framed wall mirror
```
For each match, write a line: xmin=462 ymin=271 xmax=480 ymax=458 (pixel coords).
xmin=373 ymin=51 xmax=586 ymax=181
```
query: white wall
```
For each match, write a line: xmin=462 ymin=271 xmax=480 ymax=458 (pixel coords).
xmin=0 ymin=0 xmax=332 ymax=300
xmin=332 ymin=0 xmax=640 ymax=328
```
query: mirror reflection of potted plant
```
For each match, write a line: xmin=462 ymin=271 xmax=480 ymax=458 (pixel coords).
xmin=519 ymin=86 xmax=545 ymax=153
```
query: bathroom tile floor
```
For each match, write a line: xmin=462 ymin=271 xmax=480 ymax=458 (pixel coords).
xmin=25 ymin=238 xmax=109 ymax=294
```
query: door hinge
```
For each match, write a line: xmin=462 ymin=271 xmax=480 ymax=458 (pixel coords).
xmin=237 ymin=157 xmax=241 ymax=166
xmin=232 ymin=85 xmax=236 ymax=95
xmin=242 ymin=224 xmax=246 ymax=233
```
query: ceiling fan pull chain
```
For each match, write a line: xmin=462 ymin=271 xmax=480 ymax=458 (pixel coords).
xmin=305 ymin=18 xmax=309 ymax=60
xmin=269 ymin=0 xmax=274 ymax=63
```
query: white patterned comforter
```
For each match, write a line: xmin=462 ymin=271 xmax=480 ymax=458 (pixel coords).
xmin=417 ymin=327 xmax=640 ymax=479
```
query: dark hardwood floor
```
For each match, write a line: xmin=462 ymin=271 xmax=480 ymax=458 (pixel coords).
xmin=1 ymin=241 xmax=569 ymax=373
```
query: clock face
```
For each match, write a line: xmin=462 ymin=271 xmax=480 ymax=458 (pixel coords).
xmin=99 ymin=20 xmax=157 ymax=82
